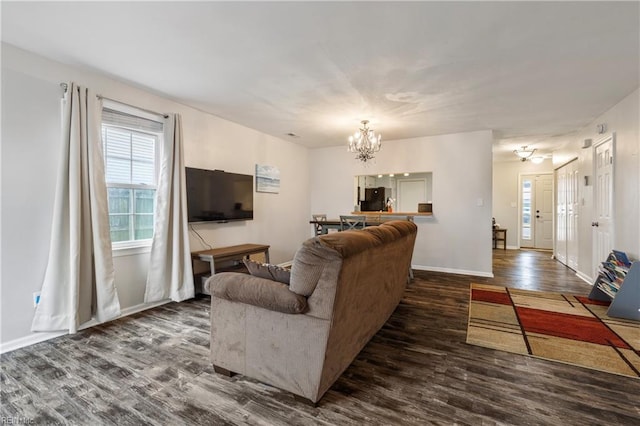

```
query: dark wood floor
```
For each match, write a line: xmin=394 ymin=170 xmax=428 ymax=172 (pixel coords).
xmin=2 ymin=250 xmax=639 ymax=425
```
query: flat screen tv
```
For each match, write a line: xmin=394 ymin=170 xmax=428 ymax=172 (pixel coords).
xmin=185 ymin=167 xmax=254 ymax=223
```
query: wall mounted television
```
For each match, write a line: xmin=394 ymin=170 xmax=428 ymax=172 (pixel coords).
xmin=185 ymin=167 xmax=254 ymax=223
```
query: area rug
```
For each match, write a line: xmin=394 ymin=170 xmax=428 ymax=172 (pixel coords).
xmin=466 ymin=283 xmax=640 ymax=378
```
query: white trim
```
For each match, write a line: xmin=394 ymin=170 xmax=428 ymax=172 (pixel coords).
xmin=0 ymin=331 xmax=67 ymax=355
xmin=575 ymin=270 xmax=594 ymax=286
xmin=112 ymin=241 xmax=152 ymax=257
xmin=0 ymin=299 xmax=171 ymax=354
xmin=412 ymin=264 xmax=494 ymax=278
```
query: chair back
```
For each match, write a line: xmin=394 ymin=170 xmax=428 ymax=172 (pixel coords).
xmin=312 ymin=214 xmax=327 ymax=236
xmin=339 ymin=215 xmax=366 ymax=231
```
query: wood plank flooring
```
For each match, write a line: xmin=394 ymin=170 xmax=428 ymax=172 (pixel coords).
xmin=2 ymin=249 xmax=639 ymax=425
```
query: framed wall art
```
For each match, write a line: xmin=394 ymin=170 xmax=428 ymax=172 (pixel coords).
xmin=255 ymin=164 xmax=280 ymax=193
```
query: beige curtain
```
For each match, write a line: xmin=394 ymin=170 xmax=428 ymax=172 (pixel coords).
xmin=144 ymin=113 xmax=194 ymax=302
xmin=32 ymin=83 xmax=120 ymax=333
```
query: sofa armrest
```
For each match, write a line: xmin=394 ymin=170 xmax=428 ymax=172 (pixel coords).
xmin=208 ymin=272 xmax=307 ymax=314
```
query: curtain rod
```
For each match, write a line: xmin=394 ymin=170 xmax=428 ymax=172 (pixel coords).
xmin=59 ymin=82 xmax=169 ymax=119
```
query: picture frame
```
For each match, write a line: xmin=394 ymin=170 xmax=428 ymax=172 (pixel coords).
xmin=255 ymin=164 xmax=280 ymax=193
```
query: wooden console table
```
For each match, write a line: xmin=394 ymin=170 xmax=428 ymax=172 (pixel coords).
xmin=192 ymin=243 xmax=270 ymax=274
xmin=493 ymin=228 xmax=507 ymax=250
xmin=192 ymin=243 xmax=270 ymax=293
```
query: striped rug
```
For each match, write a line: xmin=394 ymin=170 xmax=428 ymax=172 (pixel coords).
xmin=466 ymin=283 xmax=640 ymax=378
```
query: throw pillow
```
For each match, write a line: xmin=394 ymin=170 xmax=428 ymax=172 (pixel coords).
xmin=243 ymin=259 xmax=291 ymax=285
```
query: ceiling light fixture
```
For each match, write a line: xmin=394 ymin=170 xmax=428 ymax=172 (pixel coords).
xmin=348 ymin=120 xmax=381 ymax=162
xmin=514 ymin=145 xmax=536 ymax=162
xmin=530 ymin=156 xmax=544 ymax=164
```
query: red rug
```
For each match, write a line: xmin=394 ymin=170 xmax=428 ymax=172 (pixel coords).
xmin=466 ymin=283 xmax=640 ymax=378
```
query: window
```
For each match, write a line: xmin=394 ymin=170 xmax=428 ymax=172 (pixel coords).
xmin=521 ymin=179 xmax=532 ymax=240
xmin=101 ymin=106 xmax=163 ymax=246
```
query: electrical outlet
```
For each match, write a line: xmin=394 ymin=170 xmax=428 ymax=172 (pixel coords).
xmin=33 ymin=292 xmax=41 ymax=308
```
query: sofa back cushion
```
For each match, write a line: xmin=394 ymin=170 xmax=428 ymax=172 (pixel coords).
xmin=290 ymin=241 xmax=341 ymax=296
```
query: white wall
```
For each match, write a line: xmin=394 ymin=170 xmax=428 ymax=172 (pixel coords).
xmin=310 ymin=130 xmax=494 ymax=276
xmin=570 ymin=89 xmax=640 ymax=280
xmin=492 ymin=159 xmax=555 ymax=248
xmin=1 ymin=44 xmax=311 ymax=348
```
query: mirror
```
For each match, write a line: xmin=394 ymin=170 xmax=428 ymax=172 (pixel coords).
xmin=354 ymin=172 xmax=432 ymax=213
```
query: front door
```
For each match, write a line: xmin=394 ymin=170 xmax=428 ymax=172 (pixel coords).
xmin=520 ymin=173 xmax=554 ymax=249
xmin=592 ymin=135 xmax=615 ymax=278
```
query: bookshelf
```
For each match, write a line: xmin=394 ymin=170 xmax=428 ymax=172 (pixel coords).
xmin=588 ymin=250 xmax=640 ymax=320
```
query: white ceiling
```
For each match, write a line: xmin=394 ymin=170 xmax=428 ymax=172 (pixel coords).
xmin=2 ymin=2 xmax=639 ymax=159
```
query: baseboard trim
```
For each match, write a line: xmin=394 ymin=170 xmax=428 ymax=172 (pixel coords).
xmin=412 ymin=265 xmax=494 ymax=278
xmin=0 ymin=331 xmax=68 ymax=355
xmin=0 ymin=299 xmax=171 ymax=354
xmin=575 ymin=270 xmax=594 ymax=286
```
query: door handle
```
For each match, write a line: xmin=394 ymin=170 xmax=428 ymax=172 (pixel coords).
xmin=591 ymin=221 xmax=599 ymax=227
xmin=536 ymin=215 xmax=540 ymax=219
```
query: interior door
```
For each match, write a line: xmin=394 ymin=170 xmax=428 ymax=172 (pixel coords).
xmin=566 ymin=162 xmax=579 ymax=270
xmin=520 ymin=173 xmax=553 ymax=249
xmin=534 ymin=174 xmax=554 ymax=249
xmin=555 ymin=167 xmax=567 ymax=263
xmin=593 ymin=136 xmax=614 ymax=277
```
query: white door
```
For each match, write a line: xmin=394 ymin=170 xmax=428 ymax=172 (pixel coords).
xmin=593 ymin=136 xmax=615 ymax=277
xmin=398 ymin=179 xmax=426 ymax=212
xmin=555 ymin=159 xmax=579 ymax=268
xmin=521 ymin=173 xmax=554 ymax=249
xmin=555 ymin=168 xmax=567 ymax=263
xmin=535 ymin=174 xmax=554 ymax=249
xmin=566 ymin=162 xmax=579 ymax=270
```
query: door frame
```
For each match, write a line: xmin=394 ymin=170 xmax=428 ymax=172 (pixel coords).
xmin=517 ymin=172 xmax=554 ymax=249
xmin=591 ymin=133 xmax=616 ymax=278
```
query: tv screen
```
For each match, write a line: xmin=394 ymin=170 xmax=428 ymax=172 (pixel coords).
xmin=185 ymin=167 xmax=254 ymax=223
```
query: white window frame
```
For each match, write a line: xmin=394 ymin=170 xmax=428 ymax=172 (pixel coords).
xmin=101 ymin=102 xmax=162 ymax=252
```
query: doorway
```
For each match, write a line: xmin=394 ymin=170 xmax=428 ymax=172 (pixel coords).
xmin=592 ymin=134 xmax=615 ymax=278
xmin=520 ymin=173 xmax=553 ymax=249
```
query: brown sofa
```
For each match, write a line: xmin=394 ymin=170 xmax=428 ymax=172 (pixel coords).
xmin=206 ymin=220 xmax=418 ymax=404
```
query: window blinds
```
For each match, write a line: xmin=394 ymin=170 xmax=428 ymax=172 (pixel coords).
xmin=102 ymin=107 xmax=163 ymax=133
xmin=102 ymin=107 xmax=160 ymax=186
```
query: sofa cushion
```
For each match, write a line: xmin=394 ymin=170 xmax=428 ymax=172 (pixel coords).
xmin=244 ymin=259 xmax=291 ymax=284
xmin=290 ymin=240 xmax=341 ymax=296
xmin=211 ymin=272 xmax=307 ymax=314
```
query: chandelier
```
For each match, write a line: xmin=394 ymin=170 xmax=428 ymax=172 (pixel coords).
xmin=348 ymin=120 xmax=381 ymax=162
xmin=514 ymin=145 xmax=536 ymax=162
